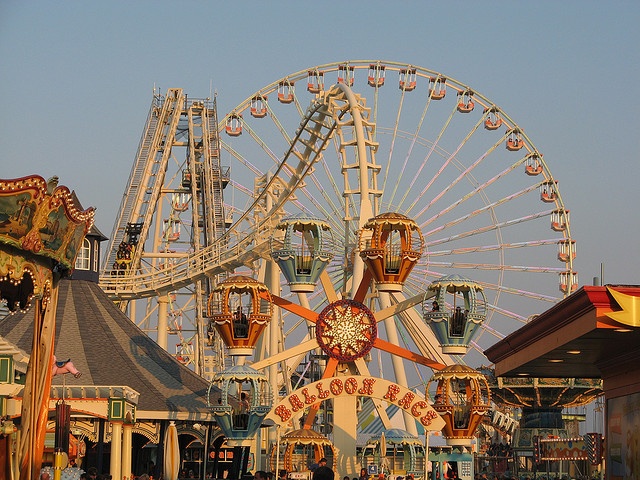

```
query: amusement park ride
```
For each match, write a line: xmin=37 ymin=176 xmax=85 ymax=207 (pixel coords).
xmin=95 ymin=60 xmax=598 ymax=477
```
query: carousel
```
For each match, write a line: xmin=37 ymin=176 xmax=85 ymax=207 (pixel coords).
xmin=361 ymin=429 xmax=427 ymax=479
xmin=0 ymin=175 xmax=94 ymax=480
xmin=270 ymin=428 xmax=336 ymax=475
xmin=479 ymin=367 xmax=603 ymax=477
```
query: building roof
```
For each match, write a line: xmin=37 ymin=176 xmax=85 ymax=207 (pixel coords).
xmin=0 ymin=278 xmax=213 ymax=419
xmin=87 ymin=224 xmax=108 ymax=242
xmin=485 ymin=285 xmax=640 ymax=380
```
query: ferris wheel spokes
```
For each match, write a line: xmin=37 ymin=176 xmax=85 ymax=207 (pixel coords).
xmin=222 ymin=61 xmax=574 ymax=368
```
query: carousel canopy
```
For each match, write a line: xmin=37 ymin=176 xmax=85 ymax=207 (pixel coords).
xmin=281 ymin=428 xmax=333 ymax=446
xmin=371 ymin=428 xmax=423 ymax=445
xmin=0 ymin=175 xmax=95 ymax=311
xmin=480 ymin=366 xmax=602 ymax=408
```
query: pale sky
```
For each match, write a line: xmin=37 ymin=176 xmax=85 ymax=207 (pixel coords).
xmin=1 ymin=0 xmax=639 ymax=290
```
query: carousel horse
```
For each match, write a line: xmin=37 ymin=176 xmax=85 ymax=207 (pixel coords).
xmin=52 ymin=355 xmax=82 ymax=378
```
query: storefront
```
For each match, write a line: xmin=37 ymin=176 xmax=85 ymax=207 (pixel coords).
xmin=485 ymin=285 xmax=640 ymax=480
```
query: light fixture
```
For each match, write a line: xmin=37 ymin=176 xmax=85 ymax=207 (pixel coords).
xmin=548 ymin=359 xmax=563 ymax=363
xmin=614 ymin=328 xmax=633 ymax=333
xmin=566 ymin=350 xmax=581 ymax=355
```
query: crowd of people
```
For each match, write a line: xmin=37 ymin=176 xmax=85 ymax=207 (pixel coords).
xmin=485 ymin=442 xmax=513 ymax=458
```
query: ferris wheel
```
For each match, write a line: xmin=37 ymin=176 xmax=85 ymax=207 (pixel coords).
xmin=100 ymin=60 xmax=576 ymax=402
xmin=215 ymin=60 xmax=576 ymax=378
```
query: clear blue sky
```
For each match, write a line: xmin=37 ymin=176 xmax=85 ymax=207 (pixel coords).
xmin=1 ymin=0 xmax=639 ymax=287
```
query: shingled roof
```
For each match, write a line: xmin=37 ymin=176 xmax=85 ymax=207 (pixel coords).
xmin=0 ymin=278 xmax=213 ymax=420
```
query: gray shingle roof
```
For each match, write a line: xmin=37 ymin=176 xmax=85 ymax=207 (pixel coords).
xmin=0 ymin=278 xmax=212 ymax=418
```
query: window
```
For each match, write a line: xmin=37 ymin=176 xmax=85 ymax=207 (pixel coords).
xmin=75 ymin=238 xmax=91 ymax=270
xmin=93 ymin=241 xmax=99 ymax=271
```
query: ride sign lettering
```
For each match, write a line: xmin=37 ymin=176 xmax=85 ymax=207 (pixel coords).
xmin=268 ymin=375 xmax=444 ymax=431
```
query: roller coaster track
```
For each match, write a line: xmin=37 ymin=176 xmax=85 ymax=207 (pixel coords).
xmin=99 ymin=84 xmax=359 ymax=301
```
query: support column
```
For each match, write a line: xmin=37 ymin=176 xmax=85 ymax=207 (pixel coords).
xmin=333 ymin=394 xmax=358 ymax=475
xmin=157 ymin=294 xmax=169 ymax=350
xmin=379 ymin=292 xmax=418 ymax=436
xmin=110 ymin=422 xmax=122 ymax=480
xmin=122 ymin=423 xmax=133 ymax=480
xmin=267 ymin=257 xmax=281 ymax=472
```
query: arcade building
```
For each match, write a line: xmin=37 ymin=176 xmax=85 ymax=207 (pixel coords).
xmin=486 ymin=284 xmax=640 ymax=480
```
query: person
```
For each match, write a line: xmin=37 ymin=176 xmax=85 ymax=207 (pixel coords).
xmin=344 ymin=476 xmax=350 ymax=480
xmin=87 ymin=467 xmax=98 ymax=480
xmin=255 ymin=471 xmax=268 ymax=480
xmin=432 ymin=300 xmax=439 ymax=311
xmin=240 ymin=391 xmax=250 ymax=427
xmin=234 ymin=391 xmax=250 ymax=429
xmin=240 ymin=392 xmax=250 ymax=411
xmin=318 ymin=458 xmax=328 ymax=468
xmin=207 ymin=323 xmax=215 ymax=345
xmin=313 ymin=466 xmax=334 ymax=480
xmin=279 ymin=469 xmax=288 ymax=480
xmin=149 ymin=461 xmax=159 ymax=479
xmin=234 ymin=306 xmax=249 ymax=338
xmin=450 ymin=306 xmax=465 ymax=336
xmin=359 ymin=468 xmax=368 ymax=480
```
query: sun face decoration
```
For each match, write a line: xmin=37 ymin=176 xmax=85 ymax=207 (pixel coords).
xmin=316 ymin=299 xmax=377 ymax=362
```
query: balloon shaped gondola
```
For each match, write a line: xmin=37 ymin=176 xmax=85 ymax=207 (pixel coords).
xmin=359 ymin=212 xmax=424 ymax=292
xmin=270 ymin=215 xmax=334 ymax=293
xmin=207 ymin=275 xmax=272 ymax=356
xmin=423 ymin=274 xmax=487 ymax=354
xmin=207 ymin=365 xmax=273 ymax=442
xmin=428 ymin=364 xmax=491 ymax=446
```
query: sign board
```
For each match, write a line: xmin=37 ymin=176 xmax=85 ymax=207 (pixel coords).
xmin=266 ymin=375 xmax=444 ymax=431
xmin=289 ymin=473 xmax=309 ymax=480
